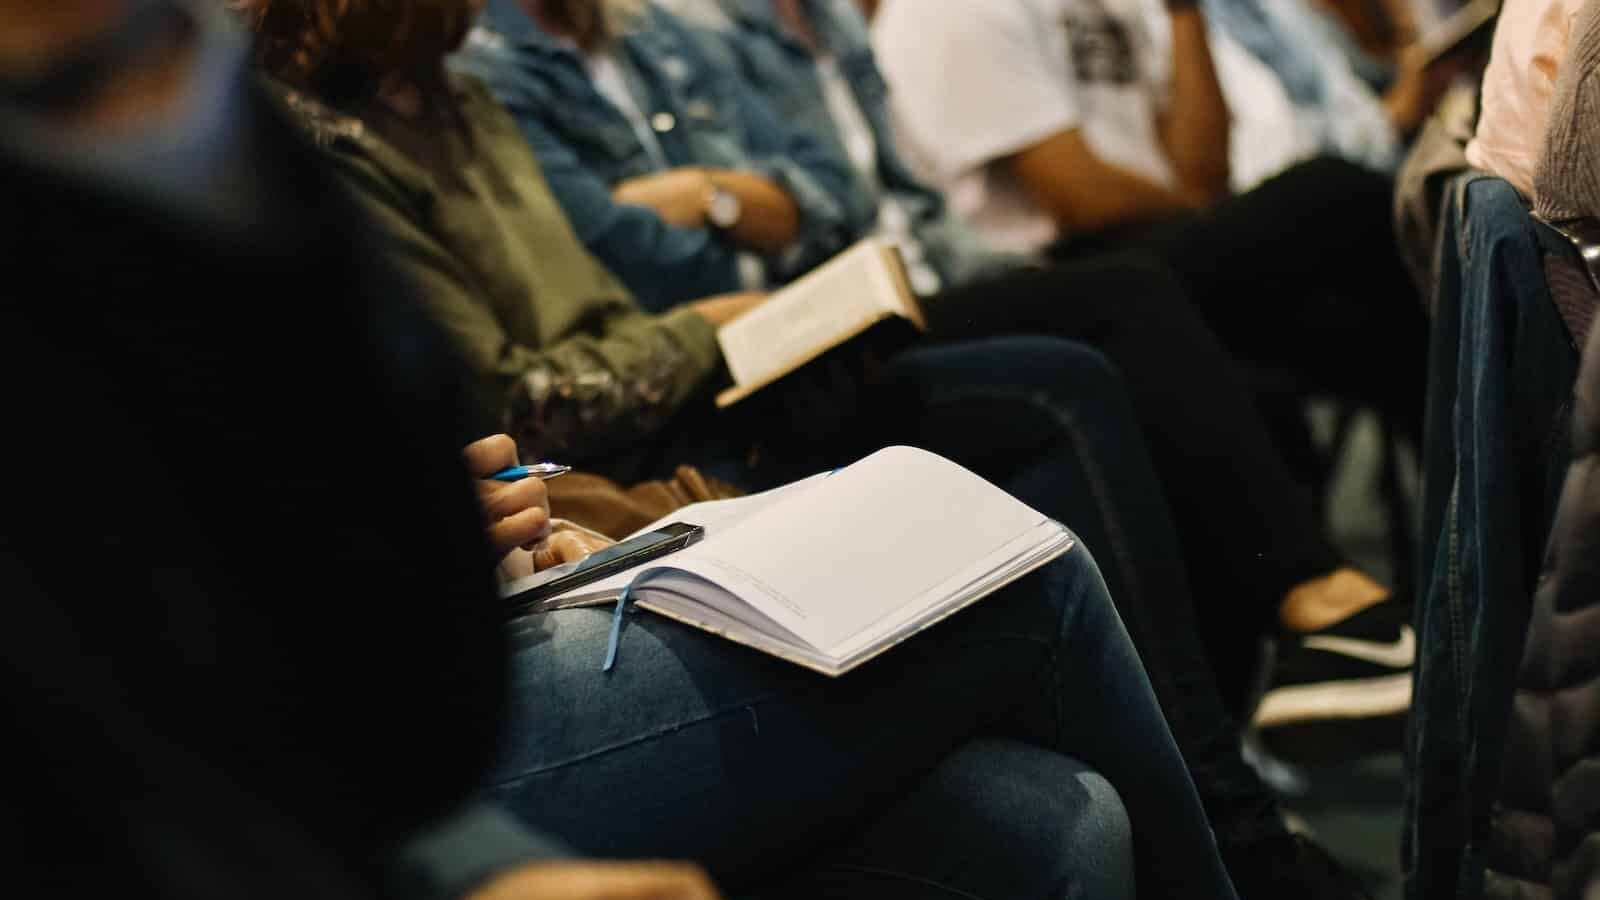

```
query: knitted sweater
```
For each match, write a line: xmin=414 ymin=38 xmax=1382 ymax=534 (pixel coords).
xmin=1533 ymin=0 xmax=1600 ymax=346
xmin=1534 ymin=0 xmax=1600 ymax=225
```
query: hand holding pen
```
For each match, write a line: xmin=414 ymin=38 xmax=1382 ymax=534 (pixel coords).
xmin=461 ymin=435 xmax=567 ymax=555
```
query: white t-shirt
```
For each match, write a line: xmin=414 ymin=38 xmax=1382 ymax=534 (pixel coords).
xmin=872 ymin=0 xmax=1175 ymax=253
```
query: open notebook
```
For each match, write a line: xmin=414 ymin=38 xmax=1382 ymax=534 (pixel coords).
xmin=501 ymin=447 xmax=1074 ymax=676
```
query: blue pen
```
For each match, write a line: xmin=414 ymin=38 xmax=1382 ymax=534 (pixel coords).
xmin=490 ymin=462 xmax=573 ymax=482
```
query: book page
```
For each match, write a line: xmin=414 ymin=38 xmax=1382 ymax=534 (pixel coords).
xmin=717 ymin=239 xmax=912 ymax=390
xmin=646 ymin=446 xmax=1056 ymax=656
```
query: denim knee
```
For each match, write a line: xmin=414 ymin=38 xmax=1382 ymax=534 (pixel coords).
xmin=930 ymin=739 xmax=1135 ymax=900
xmin=1057 ymin=768 xmax=1135 ymax=900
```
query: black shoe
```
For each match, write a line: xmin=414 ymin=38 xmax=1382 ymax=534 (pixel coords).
xmin=1255 ymin=601 xmax=1413 ymax=730
xmin=1225 ymin=833 xmax=1376 ymax=900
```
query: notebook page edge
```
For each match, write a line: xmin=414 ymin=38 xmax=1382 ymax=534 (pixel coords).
xmin=827 ymin=531 xmax=1076 ymax=674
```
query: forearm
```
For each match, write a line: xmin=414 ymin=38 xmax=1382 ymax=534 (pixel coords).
xmin=1158 ymin=8 xmax=1231 ymax=202
xmin=610 ymin=167 xmax=799 ymax=256
xmin=1053 ymin=167 xmax=1199 ymax=234
xmin=1011 ymin=130 xmax=1202 ymax=237
xmin=706 ymin=169 xmax=800 ymax=253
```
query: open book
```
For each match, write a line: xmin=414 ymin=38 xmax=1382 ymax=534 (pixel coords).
xmin=716 ymin=238 xmax=927 ymax=408
xmin=501 ymin=447 xmax=1074 ymax=676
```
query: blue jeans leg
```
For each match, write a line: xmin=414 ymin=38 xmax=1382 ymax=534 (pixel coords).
xmin=487 ymin=544 xmax=1236 ymax=900
xmin=755 ymin=738 xmax=1134 ymax=900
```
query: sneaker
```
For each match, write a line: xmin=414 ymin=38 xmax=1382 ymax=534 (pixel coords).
xmin=1255 ymin=601 xmax=1413 ymax=730
xmin=1225 ymin=832 xmax=1376 ymax=900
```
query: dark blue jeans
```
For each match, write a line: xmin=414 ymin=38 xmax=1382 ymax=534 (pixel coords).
xmin=1406 ymin=175 xmax=1582 ymax=900
xmin=488 ymin=545 xmax=1231 ymax=900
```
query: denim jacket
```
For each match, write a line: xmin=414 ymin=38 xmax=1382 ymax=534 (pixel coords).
xmin=1408 ymin=174 xmax=1582 ymax=900
xmin=664 ymin=0 xmax=1022 ymax=290
xmin=454 ymin=0 xmax=861 ymax=312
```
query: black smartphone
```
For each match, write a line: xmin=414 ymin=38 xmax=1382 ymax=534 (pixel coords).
xmin=506 ymin=522 xmax=705 ymax=613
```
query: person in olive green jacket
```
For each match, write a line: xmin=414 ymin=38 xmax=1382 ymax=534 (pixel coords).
xmin=267 ymin=39 xmax=764 ymax=465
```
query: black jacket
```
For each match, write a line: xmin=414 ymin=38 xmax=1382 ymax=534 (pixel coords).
xmin=1489 ymin=313 xmax=1600 ymax=900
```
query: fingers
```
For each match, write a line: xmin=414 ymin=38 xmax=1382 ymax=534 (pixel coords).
xmin=462 ymin=434 xmax=519 ymax=478
xmin=486 ymin=505 xmax=552 ymax=556
xmin=479 ymin=478 xmax=551 ymax=555
xmin=464 ymin=435 xmax=552 ymax=556
xmin=477 ymin=476 xmax=549 ymax=524
xmin=532 ymin=530 xmax=614 ymax=571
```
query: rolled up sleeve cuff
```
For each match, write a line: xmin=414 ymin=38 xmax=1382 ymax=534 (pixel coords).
xmin=656 ymin=305 xmax=724 ymax=379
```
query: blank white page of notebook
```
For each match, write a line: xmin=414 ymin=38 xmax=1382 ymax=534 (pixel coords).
xmin=659 ymin=446 xmax=1051 ymax=655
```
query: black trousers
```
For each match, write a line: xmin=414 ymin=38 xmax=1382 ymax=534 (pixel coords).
xmin=1053 ymin=156 xmax=1429 ymax=438
xmin=921 ymin=253 xmax=1337 ymax=856
xmin=928 ymin=250 xmax=1346 ymax=695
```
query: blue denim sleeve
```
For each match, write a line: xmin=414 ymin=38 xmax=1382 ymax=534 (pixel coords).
xmin=490 ymin=83 xmax=746 ymax=313
xmin=724 ymin=56 xmax=870 ymax=279
xmin=387 ymin=804 xmax=571 ymax=900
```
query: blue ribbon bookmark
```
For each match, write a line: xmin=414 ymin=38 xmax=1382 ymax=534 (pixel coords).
xmin=602 ymin=579 xmax=639 ymax=672
xmin=603 ymin=568 xmax=674 ymax=672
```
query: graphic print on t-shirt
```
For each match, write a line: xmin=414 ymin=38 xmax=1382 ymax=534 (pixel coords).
xmin=1063 ymin=0 xmax=1142 ymax=84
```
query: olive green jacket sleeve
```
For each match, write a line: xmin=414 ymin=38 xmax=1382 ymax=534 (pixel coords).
xmin=325 ymin=151 xmax=722 ymax=460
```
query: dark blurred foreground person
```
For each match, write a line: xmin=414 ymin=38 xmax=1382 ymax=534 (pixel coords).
xmin=0 ymin=2 xmax=665 ymax=897
xmin=2 ymin=2 xmax=1235 ymax=898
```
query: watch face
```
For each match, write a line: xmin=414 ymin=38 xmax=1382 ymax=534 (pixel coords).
xmin=708 ymin=187 xmax=742 ymax=229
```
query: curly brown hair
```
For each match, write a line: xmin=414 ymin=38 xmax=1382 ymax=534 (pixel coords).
xmin=234 ymin=0 xmax=479 ymax=98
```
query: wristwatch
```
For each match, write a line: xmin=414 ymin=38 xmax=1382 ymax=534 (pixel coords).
xmin=705 ymin=178 xmax=743 ymax=231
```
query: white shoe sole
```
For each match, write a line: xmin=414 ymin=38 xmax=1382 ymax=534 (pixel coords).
xmin=1253 ymin=671 xmax=1412 ymax=729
